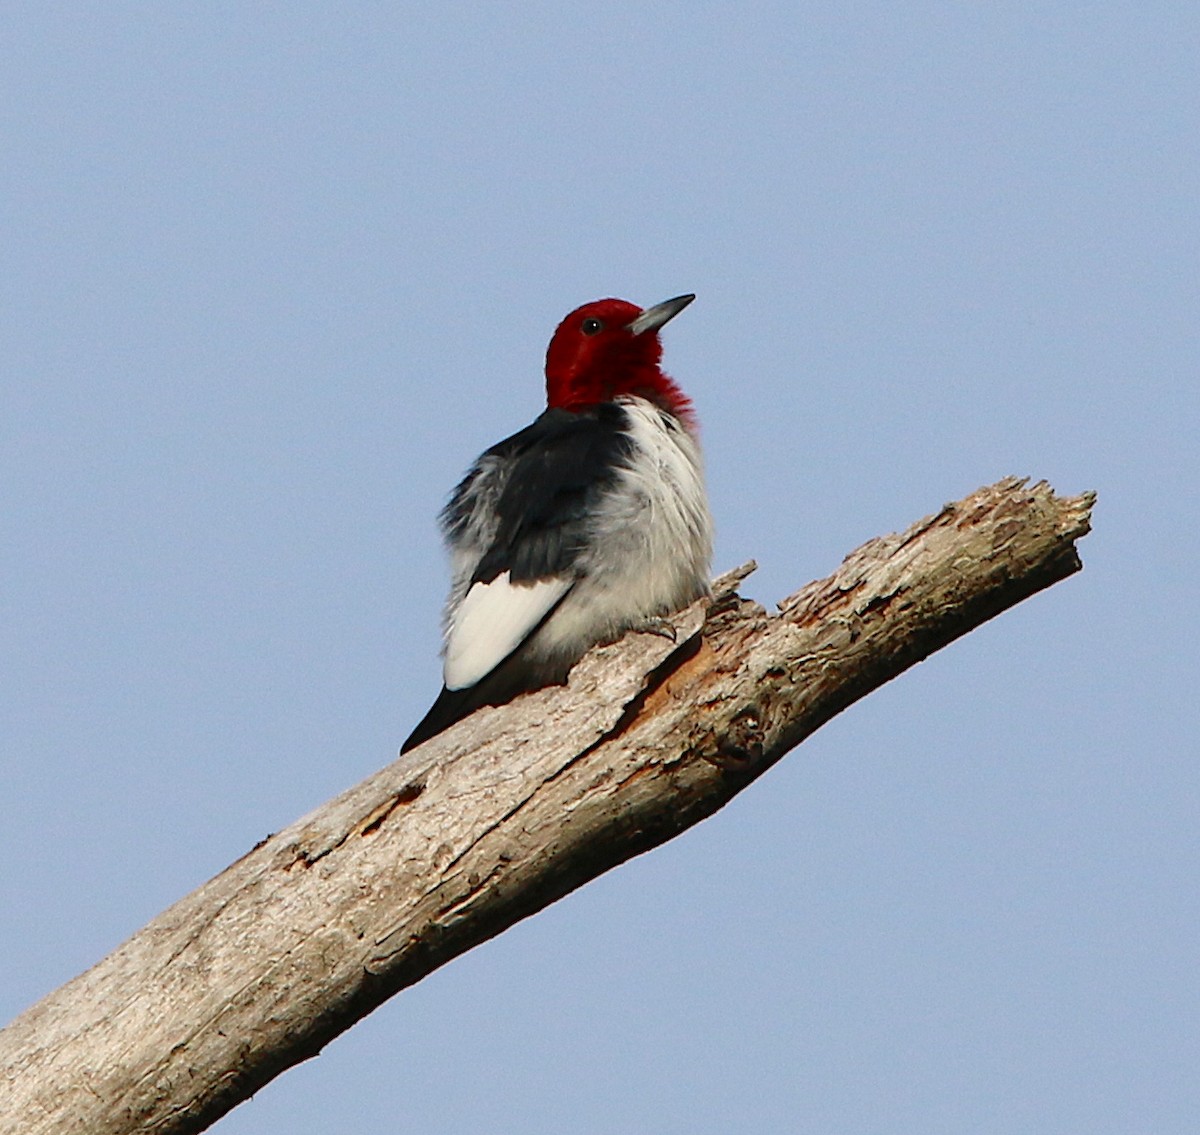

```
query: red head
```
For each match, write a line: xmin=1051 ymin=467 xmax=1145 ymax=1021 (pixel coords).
xmin=544 ymin=294 xmax=696 ymax=425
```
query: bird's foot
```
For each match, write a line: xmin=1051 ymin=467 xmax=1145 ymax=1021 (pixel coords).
xmin=635 ymin=616 xmax=678 ymax=642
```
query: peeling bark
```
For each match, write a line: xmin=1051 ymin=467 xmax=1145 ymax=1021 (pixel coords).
xmin=0 ymin=478 xmax=1094 ymax=1135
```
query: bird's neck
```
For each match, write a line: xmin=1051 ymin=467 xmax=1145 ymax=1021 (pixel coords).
xmin=548 ymin=366 xmax=694 ymax=428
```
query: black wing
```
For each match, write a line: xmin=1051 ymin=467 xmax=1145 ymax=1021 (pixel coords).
xmin=443 ymin=403 xmax=634 ymax=585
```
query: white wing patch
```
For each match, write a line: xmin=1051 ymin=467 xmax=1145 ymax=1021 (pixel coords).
xmin=443 ymin=572 xmax=573 ymax=690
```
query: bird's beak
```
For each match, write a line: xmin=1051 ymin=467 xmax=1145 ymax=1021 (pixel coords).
xmin=626 ymin=293 xmax=695 ymax=335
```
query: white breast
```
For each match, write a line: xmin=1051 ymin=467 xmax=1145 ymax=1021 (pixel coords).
xmin=528 ymin=396 xmax=713 ymax=665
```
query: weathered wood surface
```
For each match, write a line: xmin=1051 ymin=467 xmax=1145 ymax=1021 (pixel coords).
xmin=0 ymin=477 xmax=1094 ymax=1135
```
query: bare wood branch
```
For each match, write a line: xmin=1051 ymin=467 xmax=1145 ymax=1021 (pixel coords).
xmin=0 ymin=477 xmax=1094 ymax=1135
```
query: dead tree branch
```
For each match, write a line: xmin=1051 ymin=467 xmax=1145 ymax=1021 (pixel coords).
xmin=0 ymin=477 xmax=1094 ymax=1135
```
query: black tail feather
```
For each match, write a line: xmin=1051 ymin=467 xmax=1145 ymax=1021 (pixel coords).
xmin=400 ymin=686 xmax=478 ymax=754
xmin=401 ymin=650 xmax=569 ymax=753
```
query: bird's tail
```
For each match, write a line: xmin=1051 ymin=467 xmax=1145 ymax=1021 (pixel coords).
xmin=400 ymin=650 xmax=570 ymax=754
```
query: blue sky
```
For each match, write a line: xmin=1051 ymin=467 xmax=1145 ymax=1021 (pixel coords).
xmin=3 ymin=5 xmax=1197 ymax=1132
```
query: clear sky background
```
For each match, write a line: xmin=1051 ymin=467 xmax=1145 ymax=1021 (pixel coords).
xmin=3 ymin=5 xmax=1197 ymax=1133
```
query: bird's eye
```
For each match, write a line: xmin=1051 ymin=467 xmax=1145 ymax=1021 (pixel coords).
xmin=581 ymin=317 xmax=604 ymax=336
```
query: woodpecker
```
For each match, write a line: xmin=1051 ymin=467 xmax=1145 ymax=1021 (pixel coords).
xmin=402 ymin=294 xmax=712 ymax=753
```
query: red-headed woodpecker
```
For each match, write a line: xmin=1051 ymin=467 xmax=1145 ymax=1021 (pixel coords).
xmin=402 ymin=294 xmax=712 ymax=753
